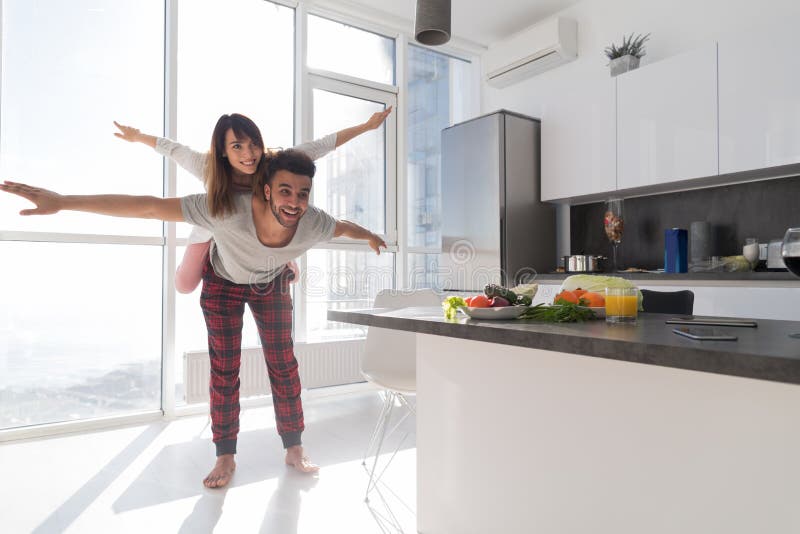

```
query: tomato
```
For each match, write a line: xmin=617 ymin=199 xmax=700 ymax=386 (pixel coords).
xmin=470 ymin=295 xmax=491 ymax=308
xmin=553 ymin=290 xmax=579 ymax=304
xmin=464 ymin=296 xmax=474 ymax=306
xmin=582 ymin=291 xmax=605 ymax=307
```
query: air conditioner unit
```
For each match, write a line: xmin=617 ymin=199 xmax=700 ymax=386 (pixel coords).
xmin=484 ymin=17 xmax=577 ymax=88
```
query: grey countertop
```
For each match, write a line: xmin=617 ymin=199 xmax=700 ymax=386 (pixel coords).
xmin=534 ymin=272 xmax=799 ymax=282
xmin=328 ymin=307 xmax=800 ymax=386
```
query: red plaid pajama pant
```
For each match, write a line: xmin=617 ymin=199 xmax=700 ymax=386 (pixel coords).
xmin=200 ymin=261 xmax=303 ymax=456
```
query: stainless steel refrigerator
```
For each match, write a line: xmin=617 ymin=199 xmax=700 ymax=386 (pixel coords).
xmin=441 ymin=110 xmax=555 ymax=291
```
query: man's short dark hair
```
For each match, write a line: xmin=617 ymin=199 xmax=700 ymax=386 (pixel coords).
xmin=265 ymin=149 xmax=316 ymax=184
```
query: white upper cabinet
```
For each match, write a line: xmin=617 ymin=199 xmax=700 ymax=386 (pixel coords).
xmin=718 ymin=25 xmax=800 ymax=175
xmin=541 ymin=77 xmax=616 ymax=201
xmin=617 ymin=43 xmax=718 ymax=190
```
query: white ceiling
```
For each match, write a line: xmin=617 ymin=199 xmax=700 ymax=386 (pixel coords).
xmin=336 ymin=0 xmax=582 ymax=47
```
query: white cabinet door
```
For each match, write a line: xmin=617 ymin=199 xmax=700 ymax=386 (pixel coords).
xmin=541 ymin=77 xmax=616 ymax=201
xmin=719 ymin=27 xmax=800 ymax=174
xmin=617 ymin=43 xmax=718 ymax=190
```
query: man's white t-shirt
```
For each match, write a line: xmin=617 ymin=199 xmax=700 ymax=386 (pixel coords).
xmin=180 ymin=191 xmax=336 ymax=286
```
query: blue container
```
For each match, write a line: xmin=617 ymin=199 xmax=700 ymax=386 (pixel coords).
xmin=665 ymin=228 xmax=688 ymax=273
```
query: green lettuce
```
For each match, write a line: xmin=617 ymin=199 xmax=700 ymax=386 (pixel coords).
xmin=442 ymin=296 xmax=467 ymax=320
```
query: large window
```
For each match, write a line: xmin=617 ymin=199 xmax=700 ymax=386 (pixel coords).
xmin=0 ymin=0 xmax=165 ymax=429
xmin=307 ymin=14 xmax=395 ymax=85
xmin=406 ymin=45 xmax=473 ymax=287
xmin=0 ymin=1 xmax=478 ymax=433
xmin=300 ymin=19 xmax=398 ymax=342
xmin=172 ymin=0 xmax=295 ymax=404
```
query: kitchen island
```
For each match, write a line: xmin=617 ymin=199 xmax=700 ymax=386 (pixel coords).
xmin=328 ymin=307 xmax=800 ymax=534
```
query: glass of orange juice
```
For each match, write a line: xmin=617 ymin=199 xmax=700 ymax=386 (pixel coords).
xmin=605 ymin=287 xmax=638 ymax=323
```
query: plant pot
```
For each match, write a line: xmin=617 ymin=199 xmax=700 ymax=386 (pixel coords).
xmin=609 ymin=54 xmax=640 ymax=77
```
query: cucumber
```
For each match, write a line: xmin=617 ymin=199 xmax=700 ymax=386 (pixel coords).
xmin=484 ymin=284 xmax=517 ymax=303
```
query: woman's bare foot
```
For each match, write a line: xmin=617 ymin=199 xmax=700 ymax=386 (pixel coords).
xmin=203 ymin=454 xmax=236 ymax=488
xmin=285 ymin=445 xmax=320 ymax=474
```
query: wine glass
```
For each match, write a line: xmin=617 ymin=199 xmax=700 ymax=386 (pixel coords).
xmin=782 ymin=228 xmax=800 ymax=339
xmin=604 ymin=198 xmax=624 ymax=272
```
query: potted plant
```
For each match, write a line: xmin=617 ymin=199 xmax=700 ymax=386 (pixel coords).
xmin=604 ymin=33 xmax=650 ymax=76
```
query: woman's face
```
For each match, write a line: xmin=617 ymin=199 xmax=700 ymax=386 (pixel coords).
xmin=224 ymin=128 xmax=264 ymax=176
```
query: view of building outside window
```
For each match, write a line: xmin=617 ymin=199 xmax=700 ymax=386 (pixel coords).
xmin=406 ymin=45 xmax=473 ymax=289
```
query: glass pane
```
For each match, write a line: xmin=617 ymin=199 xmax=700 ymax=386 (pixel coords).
xmin=307 ymin=15 xmax=395 ymax=85
xmin=304 ymin=249 xmax=394 ymax=341
xmin=313 ymin=91 xmax=386 ymax=234
xmin=0 ymin=242 xmax=162 ymax=429
xmin=407 ymin=253 xmax=442 ymax=290
xmin=0 ymin=0 xmax=164 ymax=237
xmin=175 ymin=0 xmax=294 ymax=237
xmin=173 ymin=247 xmax=263 ymax=405
xmin=406 ymin=45 xmax=472 ymax=249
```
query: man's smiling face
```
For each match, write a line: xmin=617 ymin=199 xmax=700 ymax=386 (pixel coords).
xmin=264 ymin=170 xmax=312 ymax=228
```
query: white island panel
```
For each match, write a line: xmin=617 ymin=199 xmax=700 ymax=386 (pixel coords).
xmin=417 ymin=333 xmax=800 ymax=534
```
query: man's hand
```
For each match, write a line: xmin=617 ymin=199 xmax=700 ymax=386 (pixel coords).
xmin=368 ymin=233 xmax=387 ymax=255
xmin=364 ymin=106 xmax=392 ymax=131
xmin=0 ymin=181 xmax=63 ymax=215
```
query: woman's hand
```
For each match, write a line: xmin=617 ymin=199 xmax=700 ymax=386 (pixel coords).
xmin=287 ymin=260 xmax=300 ymax=284
xmin=0 ymin=180 xmax=63 ymax=215
xmin=368 ymin=233 xmax=387 ymax=255
xmin=113 ymin=121 xmax=157 ymax=148
xmin=364 ymin=106 xmax=392 ymax=131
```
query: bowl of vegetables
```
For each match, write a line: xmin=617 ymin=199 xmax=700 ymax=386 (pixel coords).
xmin=442 ymin=283 xmax=537 ymax=321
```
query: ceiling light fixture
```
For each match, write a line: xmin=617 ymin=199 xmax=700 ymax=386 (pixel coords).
xmin=414 ymin=0 xmax=451 ymax=46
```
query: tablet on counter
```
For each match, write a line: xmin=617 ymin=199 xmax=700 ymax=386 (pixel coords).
xmin=672 ymin=326 xmax=738 ymax=341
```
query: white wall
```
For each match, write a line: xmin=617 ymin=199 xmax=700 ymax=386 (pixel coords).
xmin=480 ymin=0 xmax=800 ymax=258
xmin=483 ymin=0 xmax=800 ymax=116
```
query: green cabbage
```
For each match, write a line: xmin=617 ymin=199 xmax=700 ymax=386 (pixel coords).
xmin=510 ymin=283 xmax=538 ymax=299
xmin=559 ymin=275 xmax=643 ymax=310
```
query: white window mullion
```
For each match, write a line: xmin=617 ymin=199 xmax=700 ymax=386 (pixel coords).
xmin=294 ymin=2 xmax=309 ymax=343
xmin=161 ymin=0 xmax=179 ymax=419
xmin=396 ymin=32 xmax=409 ymax=290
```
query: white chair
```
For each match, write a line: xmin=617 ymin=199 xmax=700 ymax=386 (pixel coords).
xmin=361 ymin=287 xmax=442 ymax=502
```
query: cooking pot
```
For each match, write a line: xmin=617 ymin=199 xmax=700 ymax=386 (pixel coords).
xmin=563 ymin=254 xmax=607 ymax=273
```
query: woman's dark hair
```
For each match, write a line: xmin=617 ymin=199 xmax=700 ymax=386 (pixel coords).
xmin=205 ymin=113 xmax=265 ymax=217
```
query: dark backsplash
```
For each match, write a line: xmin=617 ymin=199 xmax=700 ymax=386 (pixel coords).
xmin=569 ymin=176 xmax=800 ymax=271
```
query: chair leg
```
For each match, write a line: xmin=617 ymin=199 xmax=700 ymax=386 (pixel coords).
xmin=363 ymin=390 xmax=394 ymax=466
xmin=365 ymin=391 xmax=396 ymax=502
xmin=364 ymin=391 xmax=415 ymax=502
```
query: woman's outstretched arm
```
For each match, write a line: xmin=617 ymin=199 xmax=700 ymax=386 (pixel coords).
xmin=0 ymin=180 xmax=185 ymax=221
xmin=334 ymin=106 xmax=393 ymax=148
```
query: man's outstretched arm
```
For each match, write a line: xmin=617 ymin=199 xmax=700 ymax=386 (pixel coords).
xmin=0 ymin=180 xmax=185 ymax=221
xmin=334 ymin=219 xmax=387 ymax=255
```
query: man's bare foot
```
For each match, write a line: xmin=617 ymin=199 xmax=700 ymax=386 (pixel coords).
xmin=285 ymin=445 xmax=320 ymax=474
xmin=203 ymin=454 xmax=236 ymax=488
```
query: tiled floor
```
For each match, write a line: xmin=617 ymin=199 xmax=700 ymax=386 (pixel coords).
xmin=1 ymin=388 xmax=417 ymax=534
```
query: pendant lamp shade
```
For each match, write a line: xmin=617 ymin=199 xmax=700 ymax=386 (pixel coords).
xmin=414 ymin=0 xmax=451 ymax=46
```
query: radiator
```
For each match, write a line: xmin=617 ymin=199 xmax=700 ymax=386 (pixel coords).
xmin=183 ymin=339 xmax=366 ymax=404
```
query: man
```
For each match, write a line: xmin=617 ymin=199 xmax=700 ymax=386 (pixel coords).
xmin=1 ymin=149 xmax=385 ymax=488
